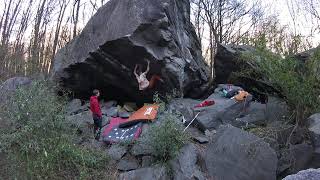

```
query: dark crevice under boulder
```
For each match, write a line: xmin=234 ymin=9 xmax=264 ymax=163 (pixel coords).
xmin=52 ymin=0 xmax=210 ymax=103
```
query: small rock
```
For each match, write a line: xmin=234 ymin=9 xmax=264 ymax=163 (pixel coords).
xmin=105 ymin=106 xmax=118 ymax=117
xmin=79 ymin=139 xmax=106 ymax=151
xmin=141 ymin=156 xmax=154 ymax=167
xmin=117 ymin=155 xmax=139 ymax=171
xmin=104 ymin=100 xmax=117 ymax=109
xmin=186 ymin=127 xmax=209 ymax=144
xmin=66 ymin=111 xmax=92 ymax=128
xmin=118 ymin=166 xmax=168 ymax=180
xmin=66 ymin=99 xmax=87 ymax=115
xmin=283 ymin=168 xmax=320 ymax=180
xmin=124 ymin=102 xmax=138 ymax=112
xmin=107 ymin=144 xmax=127 ymax=161
xmin=192 ymin=170 xmax=206 ymax=180
xmin=131 ymin=142 xmax=152 ymax=156
xmin=192 ymin=136 xmax=209 ymax=144
xmin=119 ymin=111 xmax=130 ymax=118
xmin=204 ymin=129 xmax=216 ymax=138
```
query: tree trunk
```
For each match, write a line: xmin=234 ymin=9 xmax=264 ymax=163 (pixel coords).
xmin=73 ymin=0 xmax=81 ymax=38
xmin=50 ymin=0 xmax=69 ymax=73
xmin=30 ymin=0 xmax=47 ymax=75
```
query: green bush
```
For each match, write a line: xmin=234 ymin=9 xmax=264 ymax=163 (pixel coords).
xmin=239 ymin=47 xmax=320 ymax=124
xmin=142 ymin=112 xmax=189 ymax=163
xmin=0 ymin=81 xmax=111 ymax=179
xmin=153 ymin=89 xmax=179 ymax=113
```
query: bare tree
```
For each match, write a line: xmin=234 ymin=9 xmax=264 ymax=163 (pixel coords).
xmin=0 ymin=0 xmax=25 ymax=77
xmin=191 ymin=0 xmax=263 ymax=78
xmin=1 ymin=0 xmax=13 ymax=47
xmin=191 ymin=0 xmax=205 ymax=46
xmin=29 ymin=0 xmax=48 ymax=74
xmin=14 ymin=0 xmax=33 ymax=49
xmin=72 ymin=0 xmax=81 ymax=38
xmin=0 ymin=0 xmax=97 ymax=80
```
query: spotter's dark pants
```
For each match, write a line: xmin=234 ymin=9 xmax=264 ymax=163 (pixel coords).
xmin=93 ymin=114 xmax=102 ymax=140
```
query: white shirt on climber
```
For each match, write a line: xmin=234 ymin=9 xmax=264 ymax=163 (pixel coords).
xmin=137 ymin=73 xmax=149 ymax=90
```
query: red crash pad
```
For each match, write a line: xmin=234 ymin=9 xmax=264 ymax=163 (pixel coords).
xmin=102 ymin=117 xmax=142 ymax=144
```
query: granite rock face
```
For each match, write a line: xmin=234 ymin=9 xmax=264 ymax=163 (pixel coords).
xmin=205 ymin=125 xmax=278 ymax=180
xmin=52 ymin=0 xmax=210 ymax=102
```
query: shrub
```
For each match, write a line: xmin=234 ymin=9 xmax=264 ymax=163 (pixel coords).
xmin=239 ymin=47 xmax=320 ymax=125
xmin=142 ymin=112 xmax=189 ymax=163
xmin=0 ymin=80 xmax=111 ymax=179
xmin=153 ymin=89 xmax=179 ymax=113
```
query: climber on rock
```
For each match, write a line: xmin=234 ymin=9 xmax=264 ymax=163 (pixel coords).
xmin=134 ymin=60 xmax=164 ymax=91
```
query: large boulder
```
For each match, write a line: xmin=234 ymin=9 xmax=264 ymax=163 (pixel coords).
xmin=194 ymin=84 xmax=258 ymax=131
xmin=289 ymin=143 xmax=313 ymax=173
xmin=0 ymin=77 xmax=32 ymax=129
xmin=205 ymin=125 xmax=277 ymax=180
xmin=308 ymin=113 xmax=320 ymax=152
xmin=214 ymin=44 xmax=281 ymax=99
xmin=214 ymin=44 xmax=256 ymax=84
xmin=170 ymin=143 xmax=205 ymax=180
xmin=52 ymin=0 xmax=210 ymax=102
xmin=0 ymin=77 xmax=32 ymax=103
xmin=0 ymin=77 xmax=31 ymax=91
xmin=194 ymin=91 xmax=238 ymax=131
xmin=235 ymin=97 xmax=288 ymax=127
xmin=283 ymin=168 xmax=320 ymax=180
xmin=194 ymin=84 xmax=288 ymax=131
xmin=293 ymin=47 xmax=320 ymax=81
xmin=307 ymin=113 xmax=320 ymax=167
xmin=278 ymin=143 xmax=314 ymax=175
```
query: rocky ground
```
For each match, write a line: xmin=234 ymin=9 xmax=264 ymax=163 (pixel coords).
xmin=1 ymin=76 xmax=320 ymax=180
xmin=58 ymin=81 xmax=319 ymax=180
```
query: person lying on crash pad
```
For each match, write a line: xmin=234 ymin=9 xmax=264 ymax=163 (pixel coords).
xmin=232 ymin=90 xmax=253 ymax=118
xmin=134 ymin=60 xmax=164 ymax=91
